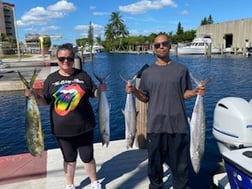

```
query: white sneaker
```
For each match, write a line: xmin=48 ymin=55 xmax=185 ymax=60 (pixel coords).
xmin=66 ymin=184 xmax=75 ymax=189
xmin=91 ymin=180 xmax=102 ymax=189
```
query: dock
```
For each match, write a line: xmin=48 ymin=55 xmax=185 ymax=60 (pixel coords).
xmin=0 ymin=140 xmax=172 ymax=189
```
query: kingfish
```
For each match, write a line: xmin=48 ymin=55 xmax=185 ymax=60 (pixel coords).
xmin=121 ymin=75 xmax=137 ymax=149
xmin=17 ymin=69 xmax=44 ymax=157
xmin=93 ymin=73 xmax=110 ymax=147
xmin=188 ymin=73 xmax=211 ymax=174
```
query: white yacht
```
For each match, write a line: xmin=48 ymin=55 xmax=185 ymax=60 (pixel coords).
xmin=172 ymin=35 xmax=221 ymax=55
xmin=82 ymin=43 xmax=104 ymax=56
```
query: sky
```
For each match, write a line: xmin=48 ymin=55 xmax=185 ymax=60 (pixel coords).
xmin=6 ymin=0 xmax=252 ymax=45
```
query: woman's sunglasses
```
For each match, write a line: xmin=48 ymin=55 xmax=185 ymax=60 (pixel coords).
xmin=153 ymin=41 xmax=170 ymax=49
xmin=58 ymin=57 xmax=74 ymax=62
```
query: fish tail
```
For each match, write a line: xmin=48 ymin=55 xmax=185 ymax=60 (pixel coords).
xmin=190 ymin=73 xmax=211 ymax=87
xmin=93 ymin=72 xmax=110 ymax=84
xmin=17 ymin=69 xmax=38 ymax=89
xmin=120 ymin=74 xmax=137 ymax=84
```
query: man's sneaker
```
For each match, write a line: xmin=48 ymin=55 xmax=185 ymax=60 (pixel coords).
xmin=91 ymin=180 xmax=102 ymax=189
xmin=66 ymin=184 xmax=75 ymax=189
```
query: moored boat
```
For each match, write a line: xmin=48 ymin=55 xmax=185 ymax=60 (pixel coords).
xmin=82 ymin=43 xmax=104 ymax=56
xmin=171 ymin=35 xmax=221 ymax=55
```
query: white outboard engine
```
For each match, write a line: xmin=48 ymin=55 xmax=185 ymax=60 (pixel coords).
xmin=212 ymin=97 xmax=252 ymax=154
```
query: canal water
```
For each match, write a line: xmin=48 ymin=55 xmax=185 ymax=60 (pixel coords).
xmin=1 ymin=52 xmax=252 ymax=188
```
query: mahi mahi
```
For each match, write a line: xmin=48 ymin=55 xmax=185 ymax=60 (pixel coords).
xmin=121 ymin=75 xmax=137 ymax=149
xmin=17 ymin=69 xmax=44 ymax=157
xmin=93 ymin=73 xmax=110 ymax=147
xmin=188 ymin=73 xmax=211 ymax=174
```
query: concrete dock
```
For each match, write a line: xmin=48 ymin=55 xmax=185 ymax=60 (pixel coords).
xmin=0 ymin=55 xmax=231 ymax=189
xmin=0 ymin=139 xmax=173 ymax=189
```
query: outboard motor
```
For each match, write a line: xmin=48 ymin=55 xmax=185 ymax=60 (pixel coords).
xmin=212 ymin=97 xmax=252 ymax=154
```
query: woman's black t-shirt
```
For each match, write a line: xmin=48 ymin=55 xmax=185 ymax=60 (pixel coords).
xmin=43 ymin=69 xmax=97 ymax=137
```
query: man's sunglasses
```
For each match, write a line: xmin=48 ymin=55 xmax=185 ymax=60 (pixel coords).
xmin=153 ymin=41 xmax=170 ymax=49
xmin=58 ymin=57 xmax=74 ymax=62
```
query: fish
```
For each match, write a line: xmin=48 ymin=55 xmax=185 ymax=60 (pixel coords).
xmin=188 ymin=73 xmax=211 ymax=174
xmin=93 ymin=72 xmax=110 ymax=147
xmin=120 ymin=75 xmax=137 ymax=149
xmin=17 ymin=69 xmax=44 ymax=157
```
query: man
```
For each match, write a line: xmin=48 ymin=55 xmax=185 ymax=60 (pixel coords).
xmin=125 ymin=34 xmax=205 ymax=189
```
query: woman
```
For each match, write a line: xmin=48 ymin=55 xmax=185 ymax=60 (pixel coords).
xmin=26 ymin=43 xmax=104 ymax=189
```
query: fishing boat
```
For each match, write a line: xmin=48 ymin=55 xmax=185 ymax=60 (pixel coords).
xmin=82 ymin=43 xmax=104 ymax=56
xmin=212 ymin=97 xmax=252 ymax=188
xmin=171 ymin=35 xmax=221 ymax=55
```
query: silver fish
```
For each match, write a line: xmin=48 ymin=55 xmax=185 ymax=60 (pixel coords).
xmin=17 ymin=69 xmax=44 ymax=157
xmin=188 ymin=73 xmax=211 ymax=173
xmin=93 ymin=73 xmax=110 ymax=147
xmin=121 ymin=75 xmax=137 ymax=149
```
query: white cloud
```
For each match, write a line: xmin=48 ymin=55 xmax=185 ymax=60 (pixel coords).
xmin=119 ymin=0 xmax=177 ymax=14
xmin=89 ymin=6 xmax=96 ymax=10
xmin=93 ymin=12 xmax=110 ymax=16
xmin=40 ymin=25 xmax=61 ymax=33
xmin=180 ymin=10 xmax=189 ymax=15
xmin=17 ymin=0 xmax=76 ymax=27
xmin=47 ymin=0 xmax=76 ymax=12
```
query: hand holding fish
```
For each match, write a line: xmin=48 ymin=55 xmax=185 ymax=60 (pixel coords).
xmin=125 ymin=83 xmax=135 ymax=94
xmin=125 ymin=82 xmax=149 ymax=103
xmin=24 ymin=88 xmax=48 ymax=106
xmin=193 ymin=85 xmax=206 ymax=96
xmin=24 ymin=88 xmax=33 ymax=97
xmin=98 ymin=83 xmax=107 ymax=91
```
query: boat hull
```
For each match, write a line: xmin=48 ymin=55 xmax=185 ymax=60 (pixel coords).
xmin=173 ymin=47 xmax=221 ymax=55
xmin=223 ymin=148 xmax=252 ymax=189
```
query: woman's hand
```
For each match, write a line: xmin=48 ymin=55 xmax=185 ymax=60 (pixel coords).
xmin=98 ymin=83 xmax=107 ymax=92
xmin=24 ymin=88 xmax=33 ymax=97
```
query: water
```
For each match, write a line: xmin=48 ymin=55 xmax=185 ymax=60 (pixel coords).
xmin=1 ymin=53 xmax=252 ymax=188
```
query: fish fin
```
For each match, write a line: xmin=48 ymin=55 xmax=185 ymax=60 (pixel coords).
xmin=122 ymin=109 xmax=125 ymax=115
xmin=93 ymin=72 xmax=110 ymax=84
xmin=29 ymin=69 xmax=38 ymax=87
xmin=17 ymin=70 xmax=30 ymax=88
xmin=190 ymin=73 xmax=211 ymax=87
xmin=120 ymin=74 xmax=137 ymax=84
xmin=202 ymin=77 xmax=211 ymax=86
xmin=17 ymin=69 xmax=38 ymax=89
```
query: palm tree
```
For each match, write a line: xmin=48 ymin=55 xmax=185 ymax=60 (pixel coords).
xmin=105 ymin=11 xmax=129 ymax=51
xmin=104 ymin=24 xmax=114 ymax=51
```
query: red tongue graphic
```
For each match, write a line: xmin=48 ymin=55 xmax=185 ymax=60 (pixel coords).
xmin=53 ymin=84 xmax=85 ymax=116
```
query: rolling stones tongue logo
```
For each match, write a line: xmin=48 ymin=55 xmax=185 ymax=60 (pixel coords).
xmin=53 ymin=84 xmax=85 ymax=116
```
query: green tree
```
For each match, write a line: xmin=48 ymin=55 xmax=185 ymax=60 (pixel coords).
xmin=104 ymin=11 xmax=129 ymax=51
xmin=176 ymin=22 xmax=184 ymax=36
xmin=104 ymin=24 xmax=114 ymax=51
xmin=201 ymin=15 xmax=214 ymax=25
xmin=207 ymin=14 xmax=214 ymax=24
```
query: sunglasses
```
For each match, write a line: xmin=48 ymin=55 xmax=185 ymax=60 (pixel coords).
xmin=58 ymin=57 xmax=74 ymax=62
xmin=154 ymin=41 xmax=170 ymax=49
